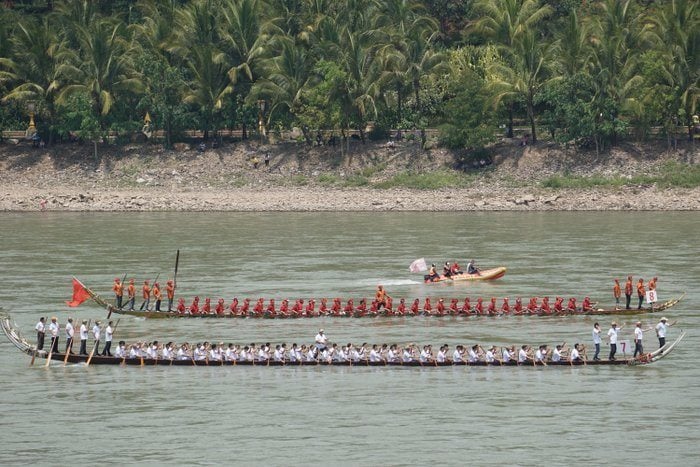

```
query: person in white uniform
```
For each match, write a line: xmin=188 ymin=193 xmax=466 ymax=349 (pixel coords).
xmin=607 ymin=322 xmax=621 ymax=360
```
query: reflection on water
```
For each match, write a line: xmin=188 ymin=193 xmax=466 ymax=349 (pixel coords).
xmin=0 ymin=212 xmax=698 ymax=465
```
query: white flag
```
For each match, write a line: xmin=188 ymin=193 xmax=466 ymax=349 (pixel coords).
xmin=409 ymin=258 xmax=428 ymax=273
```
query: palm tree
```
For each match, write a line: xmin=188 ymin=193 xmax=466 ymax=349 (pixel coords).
xmin=470 ymin=0 xmax=553 ymax=137
xmin=1 ymin=16 xmax=67 ymax=144
xmin=649 ymin=0 xmax=699 ymax=143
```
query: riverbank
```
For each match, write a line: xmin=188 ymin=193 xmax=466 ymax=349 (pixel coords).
xmin=1 ymin=138 xmax=699 ymax=211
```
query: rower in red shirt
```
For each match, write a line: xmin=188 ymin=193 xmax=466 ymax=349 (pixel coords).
xmin=215 ymin=298 xmax=225 ymax=315
xmin=527 ymin=297 xmax=538 ymax=314
xmin=331 ymin=298 xmax=341 ymax=314
xmin=240 ymin=298 xmax=250 ymax=315
xmin=461 ymin=297 xmax=472 ymax=314
xmin=189 ymin=296 xmax=200 ymax=314
xmin=581 ymin=296 xmax=593 ymax=312
xmin=513 ymin=297 xmax=523 ymax=314
xmin=423 ymin=297 xmax=432 ymax=314
xmin=253 ymin=298 xmax=264 ymax=315
xmin=305 ymin=299 xmax=316 ymax=316
xmin=566 ymin=297 xmax=577 ymax=312
xmin=229 ymin=298 xmax=239 ymax=314
xmin=343 ymin=299 xmax=354 ymax=314
xmin=396 ymin=298 xmax=406 ymax=315
xmin=475 ymin=297 xmax=484 ymax=315
xmin=176 ymin=298 xmax=186 ymax=313
xmin=279 ymin=299 xmax=290 ymax=316
xmin=540 ymin=296 xmax=551 ymax=314
xmin=553 ymin=297 xmax=564 ymax=313
xmin=449 ymin=299 xmax=459 ymax=315
xmin=487 ymin=297 xmax=497 ymax=315
xmin=385 ymin=296 xmax=393 ymax=312
xmin=501 ymin=297 xmax=511 ymax=314
xmin=436 ymin=298 xmax=446 ymax=315
xmin=291 ymin=299 xmax=303 ymax=315
xmin=319 ymin=298 xmax=328 ymax=314
xmin=356 ymin=299 xmax=367 ymax=315
xmin=410 ymin=299 xmax=420 ymax=315
xmin=266 ymin=299 xmax=276 ymax=315
xmin=202 ymin=297 xmax=212 ymax=314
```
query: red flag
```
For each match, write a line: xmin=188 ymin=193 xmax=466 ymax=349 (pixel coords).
xmin=66 ymin=278 xmax=90 ymax=307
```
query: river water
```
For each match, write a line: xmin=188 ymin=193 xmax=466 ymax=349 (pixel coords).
xmin=0 ymin=212 xmax=698 ymax=466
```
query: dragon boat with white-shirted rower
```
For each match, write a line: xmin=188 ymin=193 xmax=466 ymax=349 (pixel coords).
xmin=0 ymin=311 xmax=685 ymax=368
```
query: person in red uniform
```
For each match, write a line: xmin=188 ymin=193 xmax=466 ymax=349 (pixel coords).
xmin=356 ymin=299 xmax=367 ymax=315
xmin=385 ymin=296 xmax=393 ymax=312
xmin=396 ymin=298 xmax=406 ymax=314
xmin=581 ymin=296 xmax=593 ymax=312
xmin=475 ymin=297 xmax=484 ymax=315
xmin=436 ymin=298 xmax=446 ymax=315
xmin=343 ymin=299 xmax=354 ymax=314
xmin=319 ymin=298 xmax=328 ymax=314
xmin=216 ymin=298 xmax=225 ymax=315
xmin=176 ymin=297 xmax=186 ymax=313
xmin=305 ymin=299 xmax=316 ymax=316
xmin=487 ymin=297 xmax=497 ymax=315
xmin=423 ymin=297 xmax=432 ymax=314
xmin=331 ymin=298 xmax=341 ymax=314
xmin=139 ymin=280 xmax=151 ymax=311
xmin=553 ymin=297 xmax=564 ymax=313
xmin=113 ymin=278 xmax=124 ymax=309
xmin=513 ymin=297 xmax=523 ymax=314
xmin=253 ymin=298 xmax=264 ymax=315
xmin=501 ymin=297 xmax=511 ymax=313
xmin=540 ymin=297 xmax=551 ymax=314
xmin=375 ymin=285 xmax=390 ymax=311
xmin=461 ymin=297 xmax=472 ymax=314
xmin=613 ymin=279 xmax=621 ymax=310
xmin=189 ymin=296 xmax=200 ymax=314
xmin=410 ymin=299 xmax=420 ymax=315
xmin=240 ymin=298 xmax=250 ymax=314
xmin=624 ymin=276 xmax=633 ymax=310
xmin=152 ymin=282 xmax=162 ymax=311
xmin=166 ymin=280 xmax=175 ymax=311
xmin=451 ymin=262 xmax=462 ymax=275
xmin=229 ymin=298 xmax=239 ymax=314
xmin=567 ymin=297 xmax=577 ymax=312
xmin=637 ymin=278 xmax=646 ymax=310
xmin=202 ymin=297 xmax=212 ymax=314
xmin=127 ymin=279 xmax=136 ymax=311
xmin=449 ymin=299 xmax=459 ymax=314
xmin=527 ymin=297 xmax=538 ymax=314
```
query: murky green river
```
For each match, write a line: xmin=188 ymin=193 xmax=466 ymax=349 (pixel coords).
xmin=0 ymin=212 xmax=698 ymax=465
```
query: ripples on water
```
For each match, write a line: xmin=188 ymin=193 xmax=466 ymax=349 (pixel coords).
xmin=0 ymin=212 xmax=698 ymax=465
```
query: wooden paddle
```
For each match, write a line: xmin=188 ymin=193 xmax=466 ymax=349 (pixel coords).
xmin=45 ymin=335 xmax=56 ymax=368
xmin=172 ymin=250 xmax=180 ymax=310
xmin=63 ymin=333 xmax=74 ymax=366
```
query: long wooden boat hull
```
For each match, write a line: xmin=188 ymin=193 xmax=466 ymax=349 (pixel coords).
xmin=425 ymin=267 xmax=507 ymax=283
xmin=1 ymin=310 xmax=684 ymax=368
xmin=75 ymin=278 xmax=684 ymax=319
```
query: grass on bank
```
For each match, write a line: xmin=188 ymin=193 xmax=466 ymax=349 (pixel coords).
xmin=540 ymin=162 xmax=700 ymax=189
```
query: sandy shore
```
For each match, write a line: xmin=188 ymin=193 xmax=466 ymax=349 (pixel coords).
xmin=2 ymin=183 xmax=700 ymax=211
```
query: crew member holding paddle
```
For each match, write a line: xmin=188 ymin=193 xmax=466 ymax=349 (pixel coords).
xmin=35 ymin=317 xmax=45 ymax=351
xmin=127 ymin=279 xmax=136 ymax=311
xmin=375 ymin=285 xmax=390 ymax=311
xmin=113 ymin=277 xmax=124 ymax=309
xmin=48 ymin=316 xmax=59 ymax=354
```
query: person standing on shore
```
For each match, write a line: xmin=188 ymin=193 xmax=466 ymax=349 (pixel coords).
xmin=127 ymin=279 xmax=136 ymax=311
xmin=35 ymin=317 xmax=45 ymax=350
xmin=613 ymin=279 xmax=621 ymax=310
xmin=636 ymin=278 xmax=645 ymax=310
xmin=608 ymin=321 xmax=621 ymax=360
xmin=592 ymin=323 xmax=602 ymax=361
xmin=624 ymin=276 xmax=633 ymax=310
xmin=112 ymin=277 xmax=124 ymax=309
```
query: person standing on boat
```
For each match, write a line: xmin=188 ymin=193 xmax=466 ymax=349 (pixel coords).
xmin=655 ymin=317 xmax=674 ymax=349
xmin=592 ymin=323 xmax=602 ymax=361
xmin=64 ymin=318 xmax=74 ymax=353
xmin=127 ymin=279 xmax=136 ymax=311
xmin=35 ymin=317 xmax=45 ymax=351
xmin=102 ymin=321 xmax=114 ymax=356
xmin=624 ymin=276 xmax=633 ymax=310
xmin=633 ymin=321 xmax=645 ymax=357
xmin=113 ymin=277 xmax=124 ymax=309
xmin=607 ymin=321 xmax=621 ymax=360
xmin=152 ymin=282 xmax=162 ymax=312
xmin=140 ymin=280 xmax=151 ymax=311
xmin=92 ymin=321 xmax=102 ymax=355
xmin=79 ymin=320 xmax=89 ymax=355
xmin=375 ymin=285 xmax=390 ymax=311
xmin=613 ymin=279 xmax=621 ymax=310
xmin=315 ymin=329 xmax=328 ymax=352
xmin=49 ymin=316 xmax=59 ymax=354
xmin=636 ymin=278 xmax=646 ymax=310
xmin=467 ymin=259 xmax=480 ymax=275
xmin=166 ymin=280 xmax=175 ymax=311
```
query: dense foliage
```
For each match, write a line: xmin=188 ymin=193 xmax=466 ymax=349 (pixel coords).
xmin=0 ymin=0 xmax=697 ymax=152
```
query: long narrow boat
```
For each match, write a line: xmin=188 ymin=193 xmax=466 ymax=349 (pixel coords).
xmin=424 ymin=267 xmax=507 ymax=283
xmin=77 ymin=278 xmax=684 ymax=319
xmin=1 ymin=311 xmax=685 ymax=367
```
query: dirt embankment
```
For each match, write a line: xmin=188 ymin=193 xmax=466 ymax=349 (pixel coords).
xmin=0 ymin=138 xmax=698 ymax=211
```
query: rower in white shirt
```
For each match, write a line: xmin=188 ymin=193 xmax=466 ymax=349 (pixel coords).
xmin=569 ymin=343 xmax=584 ymax=364
xmin=452 ymin=345 xmax=465 ymax=363
xmin=177 ymin=344 xmax=189 ymax=360
xmin=436 ymin=346 xmax=448 ymax=363
xmin=209 ymin=344 xmax=221 ymax=361
xmin=485 ymin=346 xmax=498 ymax=364
xmin=162 ymin=342 xmax=173 ymax=360
xmin=305 ymin=346 xmax=317 ymax=362
xmin=114 ymin=341 xmax=126 ymax=358
xmin=387 ymin=345 xmax=399 ymax=363
xmin=369 ymin=345 xmax=382 ymax=363
xmin=467 ymin=345 xmax=480 ymax=363
xmin=502 ymin=346 xmax=514 ymax=363
xmin=534 ymin=345 xmax=548 ymax=366
xmin=518 ymin=345 xmax=530 ymax=364
xmin=402 ymin=345 xmax=415 ymax=363
xmin=551 ymin=344 xmax=565 ymax=363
